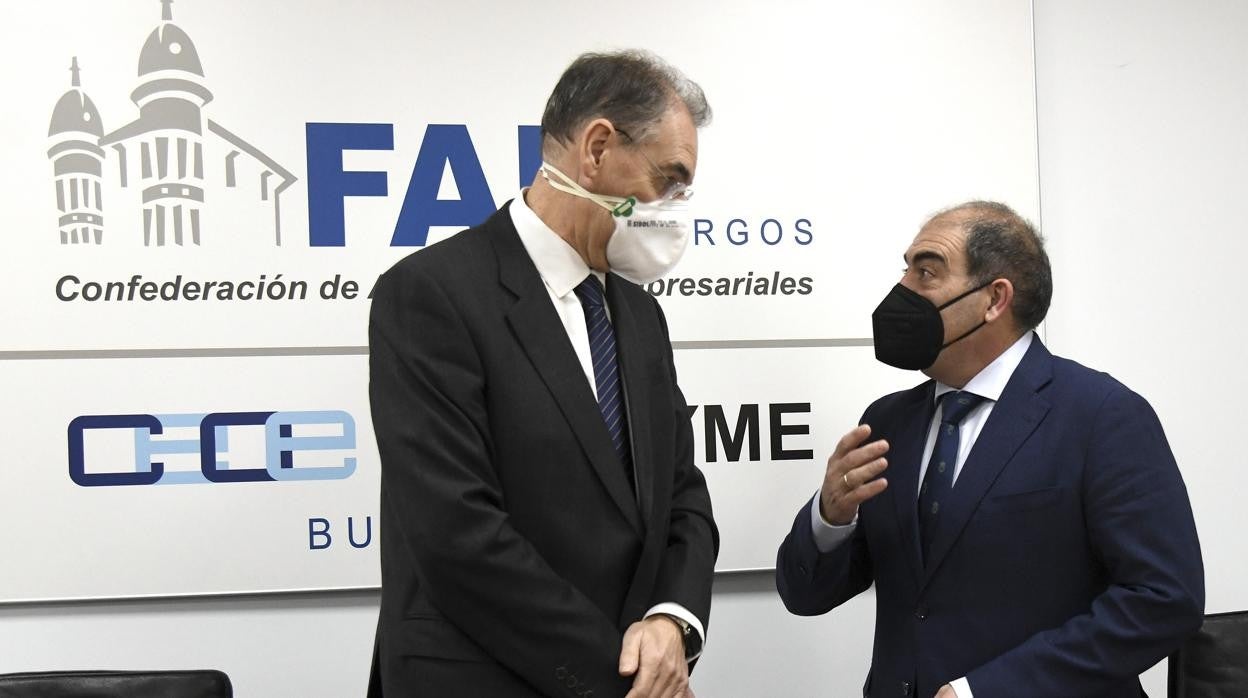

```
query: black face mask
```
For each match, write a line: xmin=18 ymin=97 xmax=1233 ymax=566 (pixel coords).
xmin=871 ymin=282 xmax=990 ymax=370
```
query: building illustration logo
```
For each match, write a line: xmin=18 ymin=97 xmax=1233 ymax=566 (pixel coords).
xmin=47 ymin=0 xmax=296 ymax=247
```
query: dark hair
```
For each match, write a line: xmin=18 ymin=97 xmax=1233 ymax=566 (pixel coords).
xmin=540 ymin=50 xmax=711 ymax=155
xmin=944 ymin=201 xmax=1052 ymax=331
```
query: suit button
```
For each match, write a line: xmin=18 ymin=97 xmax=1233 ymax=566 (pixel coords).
xmin=567 ymin=675 xmax=578 ymax=688
xmin=915 ymin=607 xmax=928 ymax=620
xmin=901 ymin=680 xmax=912 ymax=695
xmin=555 ymin=667 xmax=567 ymax=680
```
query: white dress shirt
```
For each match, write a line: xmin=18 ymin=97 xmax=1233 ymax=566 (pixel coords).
xmin=808 ymin=331 xmax=1034 ymax=697
xmin=510 ymin=191 xmax=706 ymax=658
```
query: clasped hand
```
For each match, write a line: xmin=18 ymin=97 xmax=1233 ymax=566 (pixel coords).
xmin=619 ymin=615 xmax=693 ymax=698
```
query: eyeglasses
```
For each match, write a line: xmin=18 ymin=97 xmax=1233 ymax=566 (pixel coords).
xmin=615 ymin=127 xmax=694 ymax=202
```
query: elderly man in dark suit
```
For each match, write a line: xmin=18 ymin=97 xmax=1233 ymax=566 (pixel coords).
xmin=777 ymin=201 xmax=1204 ymax=698
xmin=368 ymin=51 xmax=717 ymax=698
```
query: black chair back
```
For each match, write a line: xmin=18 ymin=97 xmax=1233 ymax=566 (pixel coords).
xmin=1169 ymin=610 xmax=1248 ymax=697
xmin=0 ymin=669 xmax=232 ymax=697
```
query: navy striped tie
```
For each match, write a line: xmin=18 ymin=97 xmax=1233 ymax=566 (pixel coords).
xmin=573 ymin=275 xmax=633 ymax=483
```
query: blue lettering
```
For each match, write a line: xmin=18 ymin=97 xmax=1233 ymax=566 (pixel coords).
xmin=68 ymin=411 xmax=361 ymax=487
xmin=265 ymin=410 xmax=357 ymax=481
xmin=68 ymin=414 xmax=165 ymax=487
xmin=795 ymin=218 xmax=814 ymax=245
xmin=348 ymin=516 xmax=373 ymax=549
xmin=761 ymin=218 xmax=783 ymax=245
xmin=694 ymin=218 xmax=714 ymax=246
xmin=309 ymin=518 xmax=332 ymax=550
xmin=200 ymin=412 xmax=279 ymax=483
xmin=306 ymin=122 xmax=393 ymax=247
xmin=391 ymin=124 xmax=495 ymax=246
xmin=518 ymin=125 xmax=543 ymax=189
xmin=147 ymin=413 xmax=211 ymax=485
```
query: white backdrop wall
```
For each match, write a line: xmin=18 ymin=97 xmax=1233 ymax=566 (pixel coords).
xmin=1 ymin=1 xmax=1244 ymax=696
xmin=0 ymin=0 xmax=1037 ymax=602
xmin=1033 ymin=0 xmax=1248 ymax=624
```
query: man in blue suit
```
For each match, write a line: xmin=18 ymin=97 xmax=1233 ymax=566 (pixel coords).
xmin=776 ymin=201 xmax=1204 ymax=698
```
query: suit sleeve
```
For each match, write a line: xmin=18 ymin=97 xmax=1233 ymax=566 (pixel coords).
xmin=966 ymin=386 xmax=1205 ymax=695
xmin=775 ymin=410 xmax=876 ymax=616
xmin=775 ymin=495 xmax=874 ymax=615
xmin=370 ymin=267 xmax=633 ymax=697
xmin=647 ymin=299 xmax=720 ymax=649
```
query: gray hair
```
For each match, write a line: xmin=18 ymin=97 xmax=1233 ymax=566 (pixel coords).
xmin=940 ymin=201 xmax=1053 ymax=331
xmin=540 ymin=50 xmax=711 ymax=155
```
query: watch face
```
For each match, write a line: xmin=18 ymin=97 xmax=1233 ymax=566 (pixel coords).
xmin=679 ymin=622 xmax=701 ymax=658
xmin=659 ymin=614 xmax=699 ymax=658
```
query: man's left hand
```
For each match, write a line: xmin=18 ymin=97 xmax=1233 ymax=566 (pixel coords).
xmin=935 ymin=684 xmax=956 ymax=698
xmin=619 ymin=615 xmax=689 ymax=698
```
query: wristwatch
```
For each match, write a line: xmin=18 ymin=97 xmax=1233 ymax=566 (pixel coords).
xmin=663 ymin=614 xmax=702 ymax=659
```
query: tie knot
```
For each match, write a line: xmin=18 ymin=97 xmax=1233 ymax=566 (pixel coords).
xmin=939 ymin=390 xmax=985 ymax=426
xmin=574 ymin=274 xmax=606 ymax=307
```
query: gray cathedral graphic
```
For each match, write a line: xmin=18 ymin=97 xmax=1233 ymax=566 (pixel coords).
xmin=47 ymin=0 xmax=296 ymax=246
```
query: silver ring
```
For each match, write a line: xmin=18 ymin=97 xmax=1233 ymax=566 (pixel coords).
xmin=843 ymin=473 xmax=851 ymax=489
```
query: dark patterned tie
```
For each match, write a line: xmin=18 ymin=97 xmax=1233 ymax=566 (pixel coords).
xmin=918 ymin=390 xmax=986 ymax=564
xmin=573 ymin=275 xmax=634 ymax=486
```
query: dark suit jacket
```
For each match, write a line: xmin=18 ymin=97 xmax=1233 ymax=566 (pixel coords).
xmin=367 ymin=203 xmax=718 ymax=697
xmin=776 ymin=338 xmax=1204 ymax=698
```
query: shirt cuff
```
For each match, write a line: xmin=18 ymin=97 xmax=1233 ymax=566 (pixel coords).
xmin=950 ymin=676 xmax=973 ymax=698
xmin=809 ymin=490 xmax=857 ymax=553
xmin=644 ymin=603 xmax=705 ymax=662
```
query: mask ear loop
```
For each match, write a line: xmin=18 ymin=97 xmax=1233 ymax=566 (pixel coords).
xmin=941 ymin=319 xmax=987 ymax=349
xmin=540 ymin=162 xmax=629 ymax=213
xmin=936 ymin=280 xmax=993 ymax=311
xmin=937 ymin=280 xmax=994 ymax=349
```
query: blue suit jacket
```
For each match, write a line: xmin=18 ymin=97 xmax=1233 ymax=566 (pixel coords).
xmin=776 ymin=338 xmax=1204 ymax=698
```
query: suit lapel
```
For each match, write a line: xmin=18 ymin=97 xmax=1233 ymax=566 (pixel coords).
xmin=920 ymin=340 xmax=1053 ymax=587
xmin=888 ymin=382 xmax=938 ymax=592
xmin=605 ymin=274 xmax=655 ymax=527
xmin=489 ymin=206 xmax=644 ymax=536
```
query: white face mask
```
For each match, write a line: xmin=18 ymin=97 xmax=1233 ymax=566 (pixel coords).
xmin=540 ymin=162 xmax=692 ymax=285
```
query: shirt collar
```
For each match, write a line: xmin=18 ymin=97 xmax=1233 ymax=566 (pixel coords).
xmin=934 ymin=330 xmax=1034 ymax=404
xmin=509 ymin=188 xmax=603 ymax=297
